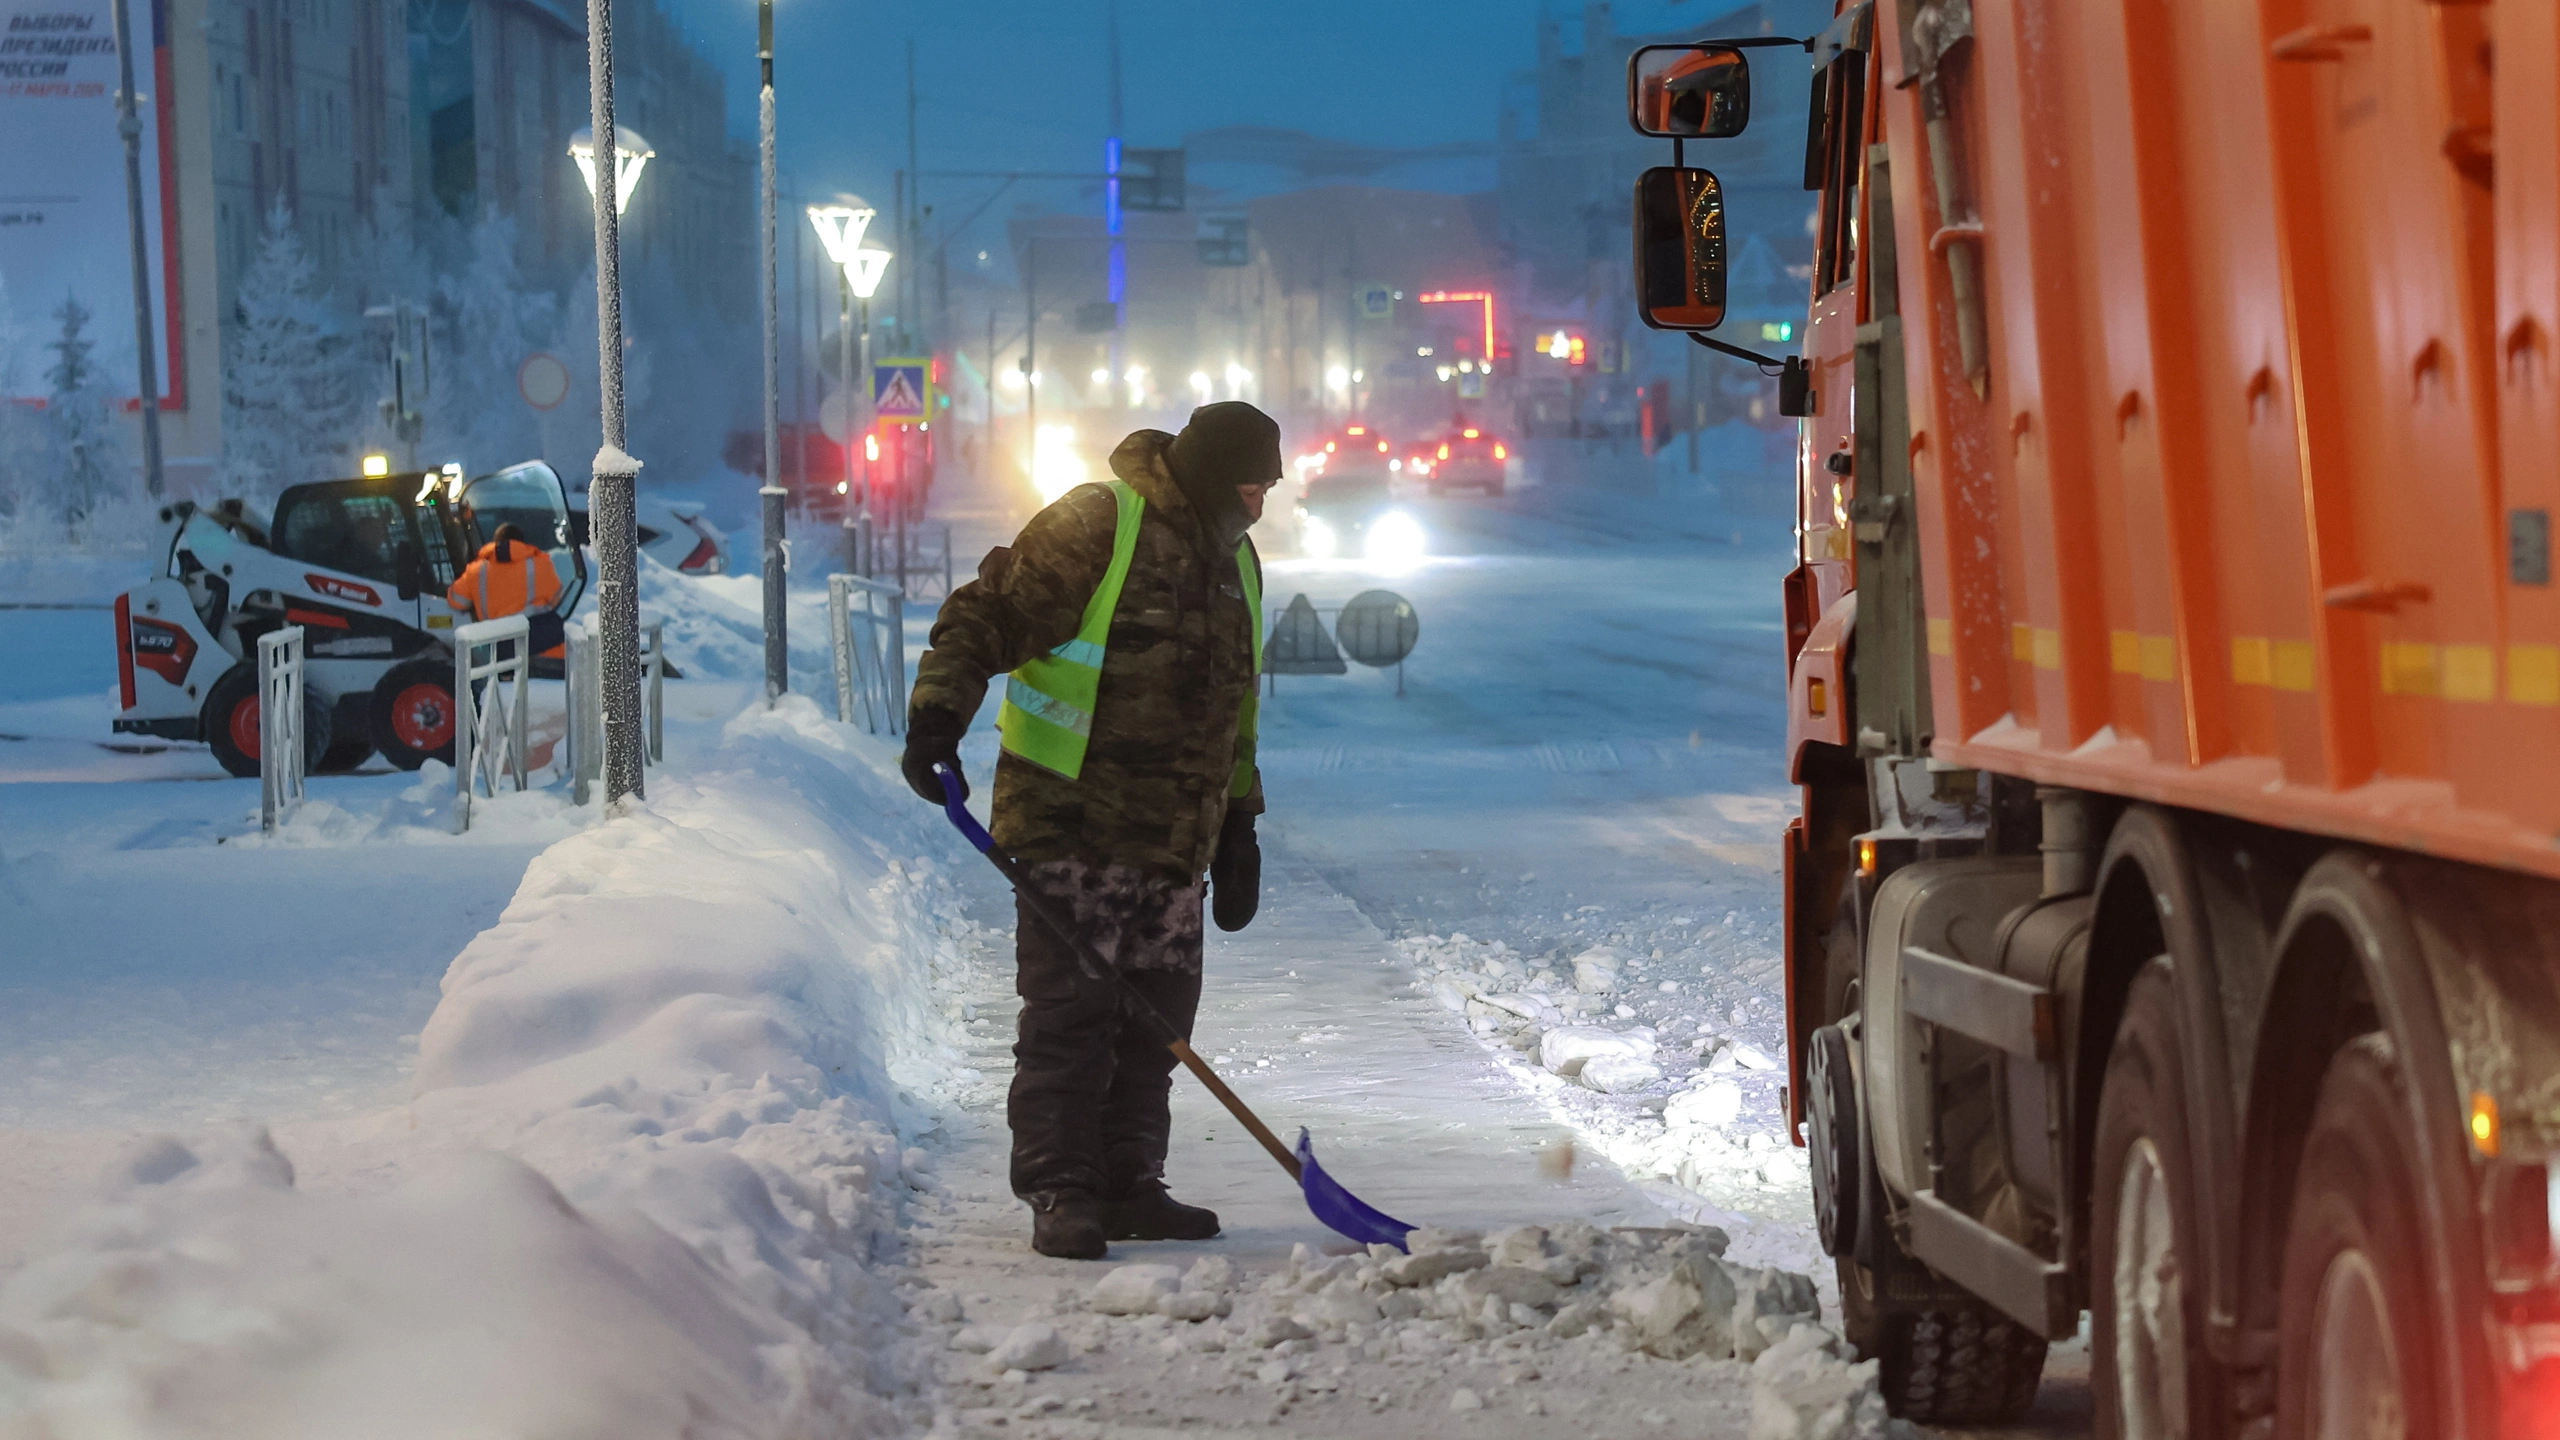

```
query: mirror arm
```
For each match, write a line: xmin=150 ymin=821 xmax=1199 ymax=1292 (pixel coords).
xmin=1689 ymin=332 xmax=1790 ymax=373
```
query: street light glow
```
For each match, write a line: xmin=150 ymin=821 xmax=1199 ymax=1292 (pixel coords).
xmin=806 ymin=201 xmax=876 ymax=265
xmin=1325 ymin=365 xmax=1350 ymax=392
xmin=1189 ymin=370 xmax=1213 ymax=400
xmin=845 ymin=245 xmax=892 ymax=299
xmin=1224 ymin=362 xmax=1251 ymax=397
xmin=569 ymin=126 xmax=654 ymax=214
xmin=1091 ymin=368 xmax=1112 ymax=386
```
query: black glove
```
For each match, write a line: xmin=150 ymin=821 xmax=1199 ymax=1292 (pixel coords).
xmin=901 ymin=708 xmax=967 ymax=805
xmin=1211 ymin=808 xmax=1260 ymax=932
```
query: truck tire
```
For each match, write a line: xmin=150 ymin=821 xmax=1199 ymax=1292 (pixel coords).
xmin=2093 ymin=959 xmax=2225 ymax=1440
xmin=370 ymin=659 xmax=456 ymax=770
xmin=2275 ymin=1035 xmax=2445 ymax=1440
xmin=201 ymin=662 xmax=333 ymax=780
xmin=1823 ymin=899 xmax=2049 ymax=1423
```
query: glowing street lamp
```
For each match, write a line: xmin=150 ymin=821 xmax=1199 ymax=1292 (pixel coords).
xmin=569 ymin=126 xmax=654 ymax=214
xmin=806 ymin=200 xmax=876 ymax=266
xmin=845 ymin=245 xmax=893 ymax=301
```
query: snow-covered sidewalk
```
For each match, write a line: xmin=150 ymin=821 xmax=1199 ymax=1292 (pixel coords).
xmin=0 ymin=700 xmax=971 ymax=1436
xmin=893 ymin=822 xmax=1894 ymax=1437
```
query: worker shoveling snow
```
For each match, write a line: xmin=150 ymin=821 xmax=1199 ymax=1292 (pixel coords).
xmin=909 ymin=1220 xmax=1908 ymax=1438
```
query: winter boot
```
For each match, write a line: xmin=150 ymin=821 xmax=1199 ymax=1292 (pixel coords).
xmin=1029 ymin=1190 xmax=1108 ymax=1260
xmin=1103 ymin=1183 xmax=1221 ymax=1241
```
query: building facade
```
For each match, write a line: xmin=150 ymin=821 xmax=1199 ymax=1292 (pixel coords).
xmin=140 ymin=0 xmax=747 ymax=492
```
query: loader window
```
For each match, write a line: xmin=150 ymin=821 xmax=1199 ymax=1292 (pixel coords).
xmin=272 ymin=483 xmax=423 ymax=589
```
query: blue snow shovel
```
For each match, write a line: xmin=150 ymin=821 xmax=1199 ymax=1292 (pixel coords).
xmin=934 ymin=765 xmax=1416 ymax=1251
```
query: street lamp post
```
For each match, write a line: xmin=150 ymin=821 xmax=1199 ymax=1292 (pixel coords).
xmin=110 ymin=0 xmax=163 ymax=500
xmin=846 ymin=245 xmax=892 ymax=574
xmin=578 ymin=3 xmax=646 ymax=804
xmin=757 ymin=0 xmax=788 ymax=703
xmin=808 ymin=201 xmax=877 ymax=576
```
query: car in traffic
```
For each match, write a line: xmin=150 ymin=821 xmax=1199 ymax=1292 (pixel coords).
xmin=1293 ymin=464 xmax=1427 ymax=566
xmin=564 ymin=482 xmax=731 ymax=575
xmin=1414 ymin=426 xmax=1508 ymax=495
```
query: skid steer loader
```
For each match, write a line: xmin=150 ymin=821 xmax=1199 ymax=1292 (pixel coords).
xmin=112 ymin=459 xmax=584 ymax=777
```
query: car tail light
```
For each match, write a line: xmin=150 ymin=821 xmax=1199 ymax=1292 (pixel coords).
xmin=1494 ymin=443 xmax=1507 ymax=459
xmin=1438 ymin=443 xmax=1450 ymax=459
xmin=1463 ymin=428 xmax=1480 ymax=439
xmin=115 ymin=593 xmax=136 ymax=711
xmin=1325 ymin=441 xmax=1337 ymax=453
xmin=1377 ymin=440 xmax=1388 ymax=452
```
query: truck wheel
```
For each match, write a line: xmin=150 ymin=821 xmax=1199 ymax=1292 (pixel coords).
xmin=2275 ymin=1035 xmax=2445 ymax=1440
xmin=201 ymin=662 xmax=333 ymax=779
xmin=2093 ymin=959 xmax=2224 ymax=1440
xmin=370 ymin=660 xmax=456 ymax=770
xmin=1822 ymin=906 xmax=2047 ymax=1422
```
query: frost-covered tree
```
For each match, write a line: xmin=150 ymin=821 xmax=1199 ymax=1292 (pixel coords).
xmin=430 ymin=215 xmax=555 ymax=473
xmin=41 ymin=291 xmax=127 ymax=528
xmin=0 ymin=272 xmax=34 ymax=523
xmin=220 ymin=200 xmax=357 ymax=504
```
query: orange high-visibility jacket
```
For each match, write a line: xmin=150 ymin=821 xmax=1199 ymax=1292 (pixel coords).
xmin=446 ymin=538 xmax=562 ymax=620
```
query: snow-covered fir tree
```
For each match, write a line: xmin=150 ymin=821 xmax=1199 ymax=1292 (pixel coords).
xmin=40 ymin=292 xmax=127 ymax=528
xmin=431 ymin=215 xmax=554 ymax=473
xmin=220 ymin=200 xmax=357 ymax=504
xmin=0 ymin=272 xmax=33 ymax=523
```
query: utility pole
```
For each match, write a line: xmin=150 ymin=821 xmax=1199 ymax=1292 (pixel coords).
xmin=111 ymin=0 xmax=164 ymax=500
xmin=906 ymin=42 xmax=922 ymax=354
xmin=758 ymin=0 xmax=789 ymax=701
xmin=1105 ymin=0 xmax=1125 ymax=409
xmin=586 ymin=0 xmax=644 ymax=804
xmin=1023 ymin=235 xmax=1039 ymax=485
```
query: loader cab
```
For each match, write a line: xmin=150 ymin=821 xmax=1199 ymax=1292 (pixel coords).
xmin=267 ymin=460 xmax=584 ymax=614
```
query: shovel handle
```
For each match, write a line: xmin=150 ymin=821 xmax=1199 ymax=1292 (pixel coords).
xmin=1172 ymin=1038 xmax=1303 ymax=1181
xmin=933 ymin=764 xmax=1307 ymax=1186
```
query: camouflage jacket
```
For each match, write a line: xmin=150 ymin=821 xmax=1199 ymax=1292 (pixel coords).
xmin=913 ymin=430 xmax=1263 ymax=879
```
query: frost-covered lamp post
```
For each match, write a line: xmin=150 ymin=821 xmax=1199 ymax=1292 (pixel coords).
xmin=110 ymin=0 xmax=164 ymax=500
xmin=845 ymin=244 xmax=893 ymax=576
xmin=575 ymin=9 xmax=650 ymax=805
xmin=808 ymin=200 xmax=876 ymax=574
xmin=756 ymin=0 xmax=789 ymax=703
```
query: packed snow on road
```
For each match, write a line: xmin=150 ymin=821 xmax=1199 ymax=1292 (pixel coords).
xmin=0 ymin=472 xmax=1951 ymax=1437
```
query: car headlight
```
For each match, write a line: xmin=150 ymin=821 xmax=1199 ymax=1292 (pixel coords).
xmin=1364 ymin=509 xmax=1426 ymax=567
xmin=1301 ymin=513 xmax=1338 ymax=560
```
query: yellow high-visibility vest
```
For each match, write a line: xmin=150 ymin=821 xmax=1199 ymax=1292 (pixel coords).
xmin=998 ymin=479 xmax=1261 ymax=795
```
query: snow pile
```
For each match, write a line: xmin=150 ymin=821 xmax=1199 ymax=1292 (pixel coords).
xmin=1398 ymin=930 xmax=1809 ymax=1210
xmin=1749 ymin=1323 xmax=1906 ymax=1440
xmin=231 ymin=759 xmax=586 ymax=847
xmin=0 ymin=696 xmax=977 ymax=1437
xmin=912 ymin=1221 xmax=1837 ymax=1401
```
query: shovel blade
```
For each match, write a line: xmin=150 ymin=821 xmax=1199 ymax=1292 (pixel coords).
xmin=1296 ymin=1129 xmax=1416 ymax=1252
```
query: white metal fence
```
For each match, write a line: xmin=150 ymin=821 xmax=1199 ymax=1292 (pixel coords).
xmin=453 ymin=615 xmax=532 ymax=833
xmin=257 ymin=625 xmax=306 ymax=834
xmin=829 ymin=573 xmax=906 ymax=736
xmin=564 ymin=617 xmax=664 ymax=806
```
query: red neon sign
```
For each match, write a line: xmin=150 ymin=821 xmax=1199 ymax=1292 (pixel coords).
xmin=1417 ymin=290 xmax=1497 ymax=359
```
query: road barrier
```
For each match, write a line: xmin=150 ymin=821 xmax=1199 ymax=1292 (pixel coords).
xmin=828 ymin=573 xmax=906 ymax=736
xmin=564 ymin=617 xmax=663 ymax=806
xmin=257 ymin=625 xmax=306 ymax=833
xmin=453 ymin=615 xmax=531 ymax=832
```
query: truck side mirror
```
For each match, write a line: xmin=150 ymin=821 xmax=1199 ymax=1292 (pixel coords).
xmin=1628 ymin=44 xmax=1751 ymax=138
xmin=1632 ymin=166 xmax=1728 ymax=332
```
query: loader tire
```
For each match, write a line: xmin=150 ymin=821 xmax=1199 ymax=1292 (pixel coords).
xmin=202 ymin=662 xmax=332 ymax=780
xmin=370 ymin=660 xmax=455 ymax=770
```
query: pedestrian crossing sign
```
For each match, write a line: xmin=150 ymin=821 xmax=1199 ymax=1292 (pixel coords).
xmin=874 ymin=359 xmax=930 ymax=421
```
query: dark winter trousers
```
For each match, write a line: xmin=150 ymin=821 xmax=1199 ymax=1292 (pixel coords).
xmin=1007 ymin=885 xmax=1204 ymax=1203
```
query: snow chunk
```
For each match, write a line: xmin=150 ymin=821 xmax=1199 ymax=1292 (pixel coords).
xmin=1538 ymin=1025 xmax=1656 ymax=1078
xmin=1733 ymin=1267 xmax=1824 ymax=1361
xmin=1667 ymin=1079 xmax=1745 ymax=1129
xmin=1749 ymin=1324 xmax=1895 ymax=1440
xmin=1580 ymin=1053 xmax=1666 ymax=1093
xmin=1571 ymin=946 xmax=1628 ymax=993
xmin=1090 ymin=1264 xmax=1185 ymax=1315
xmin=988 ymin=1323 xmax=1070 ymax=1372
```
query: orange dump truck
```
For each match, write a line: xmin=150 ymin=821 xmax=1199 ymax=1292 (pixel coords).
xmin=1629 ymin=2 xmax=2559 ymax=1430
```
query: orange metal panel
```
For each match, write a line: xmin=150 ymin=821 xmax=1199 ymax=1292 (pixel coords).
xmin=2498 ymin=0 xmax=2560 ymax=838
xmin=1831 ymin=0 xmax=2560 ymax=879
